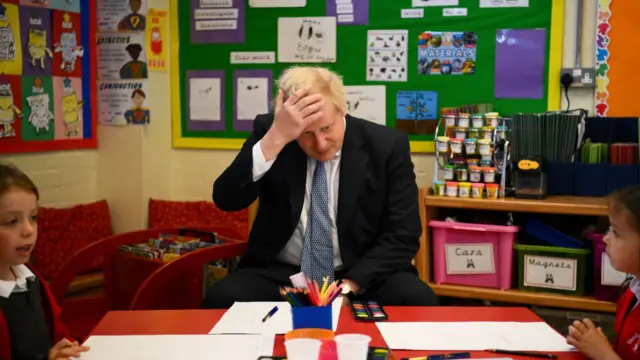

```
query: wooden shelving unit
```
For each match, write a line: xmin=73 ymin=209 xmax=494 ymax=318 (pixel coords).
xmin=416 ymin=189 xmax=616 ymax=313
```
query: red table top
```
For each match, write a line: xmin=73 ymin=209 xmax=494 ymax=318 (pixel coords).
xmin=90 ymin=305 xmax=587 ymax=359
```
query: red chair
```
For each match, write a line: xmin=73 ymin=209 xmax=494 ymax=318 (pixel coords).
xmin=129 ymin=240 xmax=248 ymax=310
xmin=48 ymin=226 xmax=242 ymax=340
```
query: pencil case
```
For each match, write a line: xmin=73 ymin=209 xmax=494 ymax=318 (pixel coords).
xmin=350 ymin=300 xmax=388 ymax=321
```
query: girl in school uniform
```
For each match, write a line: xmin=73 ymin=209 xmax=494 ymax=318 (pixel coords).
xmin=567 ymin=185 xmax=640 ymax=360
xmin=0 ymin=163 xmax=89 ymax=360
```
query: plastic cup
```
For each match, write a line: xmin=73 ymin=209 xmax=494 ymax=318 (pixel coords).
xmin=285 ymin=338 xmax=322 ymax=360
xmin=334 ymin=334 xmax=371 ymax=360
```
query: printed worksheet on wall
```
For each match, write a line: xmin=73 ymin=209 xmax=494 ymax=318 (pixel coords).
xmin=366 ymin=30 xmax=408 ymax=82
xmin=278 ymin=17 xmax=337 ymax=63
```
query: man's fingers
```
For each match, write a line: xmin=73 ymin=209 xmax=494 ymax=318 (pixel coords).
xmin=293 ymin=94 xmax=323 ymax=112
xmin=275 ymin=90 xmax=284 ymax=110
xmin=303 ymin=111 xmax=323 ymax=126
xmin=583 ymin=318 xmax=596 ymax=329
xmin=284 ymin=87 xmax=309 ymax=106
xmin=53 ymin=338 xmax=73 ymax=350
xmin=300 ymin=100 xmax=324 ymax=119
xmin=572 ymin=320 xmax=588 ymax=333
xmin=58 ymin=346 xmax=89 ymax=358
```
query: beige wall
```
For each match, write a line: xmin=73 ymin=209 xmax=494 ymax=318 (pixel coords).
xmin=1 ymin=0 xmax=597 ymax=233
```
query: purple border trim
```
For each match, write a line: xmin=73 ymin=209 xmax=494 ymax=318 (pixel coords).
xmin=233 ymin=69 xmax=273 ymax=132
xmin=186 ymin=70 xmax=226 ymax=131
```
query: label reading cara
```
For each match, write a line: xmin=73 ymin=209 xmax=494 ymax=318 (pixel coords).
xmin=445 ymin=243 xmax=495 ymax=275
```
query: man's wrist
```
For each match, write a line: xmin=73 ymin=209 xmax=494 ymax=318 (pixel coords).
xmin=261 ymin=130 xmax=287 ymax=161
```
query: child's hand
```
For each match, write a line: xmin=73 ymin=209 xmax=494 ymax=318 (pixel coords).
xmin=567 ymin=318 xmax=618 ymax=360
xmin=48 ymin=338 xmax=90 ymax=360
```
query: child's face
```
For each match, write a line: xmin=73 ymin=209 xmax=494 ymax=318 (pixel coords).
xmin=603 ymin=206 xmax=640 ymax=275
xmin=0 ymin=188 xmax=38 ymax=267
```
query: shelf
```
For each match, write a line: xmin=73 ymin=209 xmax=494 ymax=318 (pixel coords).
xmin=430 ymin=283 xmax=617 ymax=313
xmin=424 ymin=195 xmax=608 ymax=216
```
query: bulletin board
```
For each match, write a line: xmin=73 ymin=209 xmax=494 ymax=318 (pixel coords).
xmin=0 ymin=0 xmax=97 ymax=154
xmin=594 ymin=0 xmax=637 ymax=117
xmin=170 ymin=0 xmax=564 ymax=153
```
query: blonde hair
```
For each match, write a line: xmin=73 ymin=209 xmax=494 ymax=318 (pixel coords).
xmin=276 ymin=66 xmax=347 ymax=114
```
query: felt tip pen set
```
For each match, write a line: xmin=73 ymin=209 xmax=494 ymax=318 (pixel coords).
xmin=350 ymin=300 xmax=388 ymax=322
xmin=280 ymin=276 xmax=343 ymax=307
xmin=117 ymin=233 xmax=219 ymax=262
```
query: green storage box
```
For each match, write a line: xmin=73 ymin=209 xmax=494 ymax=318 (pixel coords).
xmin=515 ymin=244 xmax=592 ymax=296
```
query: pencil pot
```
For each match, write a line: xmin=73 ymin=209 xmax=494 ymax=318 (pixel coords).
xmin=291 ymin=306 xmax=333 ymax=330
xmin=573 ymin=163 xmax=607 ymax=197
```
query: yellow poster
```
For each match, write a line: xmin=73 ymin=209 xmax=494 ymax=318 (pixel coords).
xmin=0 ymin=2 xmax=23 ymax=75
xmin=145 ymin=8 xmax=168 ymax=72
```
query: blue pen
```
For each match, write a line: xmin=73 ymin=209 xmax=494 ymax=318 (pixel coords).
xmin=427 ymin=352 xmax=471 ymax=360
xmin=261 ymin=306 xmax=279 ymax=322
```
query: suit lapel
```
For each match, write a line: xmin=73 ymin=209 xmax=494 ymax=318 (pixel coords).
xmin=287 ymin=144 xmax=308 ymax=230
xmin=337 ymin=116 xmax=368 ymax=244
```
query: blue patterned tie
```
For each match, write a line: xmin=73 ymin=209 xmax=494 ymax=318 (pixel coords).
xmin=301 ymin=161 xmax=334 ymax=284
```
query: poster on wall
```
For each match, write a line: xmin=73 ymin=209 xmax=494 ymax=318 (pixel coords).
xmin=277 ymin=17 xmax=337 ymax=63
xmin=395 ymin=90 xmax=438 ymax=135
xmin=418 ymin=31 xmax=477 ymax=75
xmin=98 ymin=0 xmax=148 ymax=32
xmin=98 ymin=80 xmax=150 ymax=125
xmin=21 ymin=76 xmax=54 ymax=141
xmin=190 ymin=0 xmax=245 ymax=44
xmin=0 ymin=74 xmax=22 ymax=139
xmin=366 ymin=29 xmax=408 ymax=82
xmin=145 ymin=8 xmax=168 ymax=72
xmin=0 ymin=2 xmax=25 ymax=76
xmin=20 ymin=6 xmax=53 ymax=77
xmin=53 ymin=76 xmax=84 ymax=139
xmin=97 ymin=33 xmax=148 ymax=80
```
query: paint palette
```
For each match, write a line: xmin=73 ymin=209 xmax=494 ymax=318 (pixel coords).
xmin=350 ymin=300 xmax=388 ymax=322
xmin=368 ymin=346 xmax=392 ymax=360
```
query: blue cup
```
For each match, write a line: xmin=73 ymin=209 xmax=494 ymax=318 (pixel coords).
xmin=291 ymin=305 xmax=333 ymax=330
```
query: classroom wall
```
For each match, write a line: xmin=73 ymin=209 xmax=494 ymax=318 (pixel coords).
xmin=1 ymin=0 xmax=598 ymax=233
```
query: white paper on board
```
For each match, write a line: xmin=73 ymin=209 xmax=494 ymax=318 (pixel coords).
xmin=249 ymin=0 xmax=306 ymax=7
xmin=479 ymin=0 xmax=529 ymax=7
xmin=411 ymin=0 xmax=458 ymax=7
xmin=344 ymin=85 xmax=386 ymax=126
xmin=366 ymin=30 xmax=408 ymax=82
xmin=278 ymin=17 xmax=337 ymax=63
xmin=237 ymin=77 xmax=269 ymax=120
xmin=190 ymin=78 xmax=221 ymax=121
xmin=401 ymin=9 xmax=424 ymax=18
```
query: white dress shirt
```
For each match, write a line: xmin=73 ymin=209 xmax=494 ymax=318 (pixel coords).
xmin=252 ymin=141 xmax=344 ymax=270
xmin=0 ymin=265 xmax=35 ymax=298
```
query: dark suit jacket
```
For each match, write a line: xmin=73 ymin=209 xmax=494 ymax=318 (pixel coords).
xmin=212 ymin=114 xmax=421 ymax=291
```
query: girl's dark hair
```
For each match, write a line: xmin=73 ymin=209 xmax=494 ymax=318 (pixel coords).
xmin=0 ymin=163 xmax=39 ymax=200
xmin=609 ymin=185 xmax=640 ymax=291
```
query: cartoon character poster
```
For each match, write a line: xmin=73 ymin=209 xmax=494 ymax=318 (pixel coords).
xmin=20 ymin=0 xmax=49 ymax=8
xmin=144 ymin=8 xmax=167 ymax=72
xmin=418 ymin=31 xmax=477 ymax=75
xmin=97 ymin=33 xmax=147 ymax=80
xmin=19 ymin=6 xmax=52 ymax=76
xmin=21 ymin=75 xmax=54 ymax=140
xmin=98 ymin=0 xmax=147 ymax=33
xmin=123 ymin=88 xmax=149 ymax=125
xmin=0 ymin=74 xmax=22 ymax=138
xmin=0 ymin=2 xmax=24 ymax=75
xmin=49 ymin=0 xmax=80 ymax=13
xmin=51 ymin=10 xmax=82 ymax=78
xmin=53 ymin=76 xmax=82 ymax=138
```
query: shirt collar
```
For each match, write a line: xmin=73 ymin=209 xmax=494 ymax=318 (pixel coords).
xmin=630 ymin=276 xmax=640 ymax=301
xmin=0 ymin=265 xmax=35 ymax=298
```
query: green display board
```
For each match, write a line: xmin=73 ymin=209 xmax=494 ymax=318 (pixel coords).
xmin=171 ymin=0 xmax=558 ymax=151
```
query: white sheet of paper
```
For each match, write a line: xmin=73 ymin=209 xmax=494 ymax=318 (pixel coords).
xmin=237 ymin=77 xmax=269 ymax=120
xmin=376 ymin=322 xmax=572 ymax=351
xmin=366 ymin=30 xmax=408 ymax=82
xmin=344 ymin=85 xmax=386 ymax=126
xmin=401 ymin=8 xmax=424 ymax=18
xmin=78 ymin=334 xmax=274 ymax=360
xmin=479 ymin=0 xmax=528 ymax=7
xmin=278 ymin=17 xmax=337 ymax=63
xmin=210 ymin=297 xmax=343 ymax=335
xmin=190 ymin=78 xmax=221 ymax=121
xmin=249 ymin=0 xmax=306 ymax=7
xmin=412 ymin=0 xmax=458 ymax=6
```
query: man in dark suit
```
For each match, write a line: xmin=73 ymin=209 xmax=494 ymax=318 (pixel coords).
xmin=202 ymin=67 xmax=437 ymax=308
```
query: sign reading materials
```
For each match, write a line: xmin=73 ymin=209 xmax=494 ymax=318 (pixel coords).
xmin=524 ymin=255 xmax=577 ymax=291
xmin=445 ymin=243 xmax=495 ymax=274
